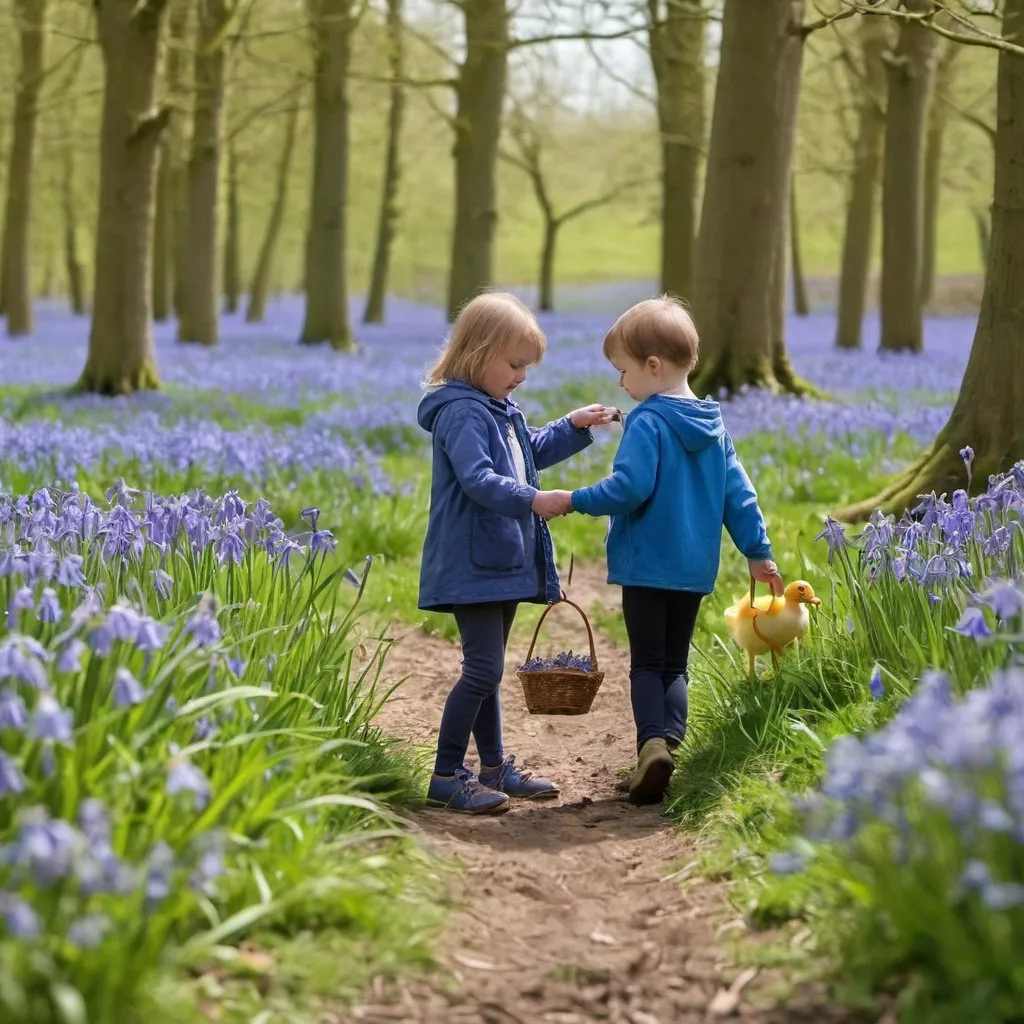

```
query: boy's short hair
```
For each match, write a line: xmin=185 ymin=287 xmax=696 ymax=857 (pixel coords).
xmin=602 ymin=295 xmax=699 ymax=373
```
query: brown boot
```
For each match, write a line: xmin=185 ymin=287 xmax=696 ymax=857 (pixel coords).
xmin=628 ymin=738 xmax=674 ymax=806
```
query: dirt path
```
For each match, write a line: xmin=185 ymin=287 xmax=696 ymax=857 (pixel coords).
xmin=346 ymin=565 xmax=846 ymax=1024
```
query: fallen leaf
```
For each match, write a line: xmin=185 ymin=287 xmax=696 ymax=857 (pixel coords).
xmin=452 ymin=953 xmax=498 ymax=970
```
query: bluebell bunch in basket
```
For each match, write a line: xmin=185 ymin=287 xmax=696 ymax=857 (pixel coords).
xmin=519 ymin=650 xmax=593 ymax=673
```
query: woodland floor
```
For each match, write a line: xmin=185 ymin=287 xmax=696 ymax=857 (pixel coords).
xmin=342 ymin=564 xmax=868 ymax=1024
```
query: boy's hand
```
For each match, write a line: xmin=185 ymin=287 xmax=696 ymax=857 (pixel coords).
xmin=749 ymin=558 xmax=784 ymax=596
xmin=569 ymin=405 xmax=620 ymax=429
xmin=532 ymin=490 xmax=573 ymax=519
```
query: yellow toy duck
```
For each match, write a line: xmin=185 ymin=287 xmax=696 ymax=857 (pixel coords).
xmin=724 ymin=579 xmax=821 ymax=678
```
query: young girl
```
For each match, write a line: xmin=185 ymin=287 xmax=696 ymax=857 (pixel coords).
xmin=418 ymin=291 xmax=616 ymax=815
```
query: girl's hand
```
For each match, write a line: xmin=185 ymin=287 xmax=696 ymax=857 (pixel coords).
xmin=569 ymin=405 xmax=621 ymax=429
xmin=749 ymin=558 xmax=784 ymax=596
xmin=532 ymin=490 xmax=573 ymax=519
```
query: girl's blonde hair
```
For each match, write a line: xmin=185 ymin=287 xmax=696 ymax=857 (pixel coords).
xmin=425 ymin=292 xmax=547 ymax=389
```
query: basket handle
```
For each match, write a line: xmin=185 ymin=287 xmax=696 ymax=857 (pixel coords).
xmin=523 ymin=595 xmax=599 ymax=671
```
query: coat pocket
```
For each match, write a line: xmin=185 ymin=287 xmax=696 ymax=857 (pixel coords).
xmin=470 ymin=513 xmax=525 ymax=572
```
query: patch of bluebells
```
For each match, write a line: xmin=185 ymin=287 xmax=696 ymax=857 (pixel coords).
xmin=0 ymin=413 xmax=391 ymax=491
xmin=520 ymin=650 xmax=594 ymax=673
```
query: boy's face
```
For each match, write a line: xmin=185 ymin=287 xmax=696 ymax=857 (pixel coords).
xmin=480 ymin=343 xmax=534 ymax=400
xmin=609 ymin=348 xmax=667 ymax=402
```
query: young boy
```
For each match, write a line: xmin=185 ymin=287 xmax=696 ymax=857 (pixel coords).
xmin=538 ymin=296 xmax=783 ymax=806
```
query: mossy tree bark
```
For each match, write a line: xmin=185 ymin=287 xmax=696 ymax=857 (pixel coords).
xmin=363 ymin=0 xmax=405 ymax=325
xmin=223 ymin=134 xmax=240 ymax=314
xmin=246 ymin=102 xmax=299 ymax=323
xmin=835 ymin=16 xmax=889 ymax=350
xmin=77 ymin=0 xmax=168 ymax=395
xmin=1 ymin=0 xmax=48 ymax=336
xmin=837 ymin=0 xmax=1024 ymax=522
xmin=648 ymin=0 xmax=705 ymax=302
xmin=445 ymin=0 xmax=509 ymax=322
xmin=691 ymin=0 xmax=807 ymax=396
xmin=178 ymin=0 xmax=230 ymax=345
xmin=152 ymin=0 xmax=189 ymax=323
xmin=921 ymin=40 xmax=959 ymax=306
xmin=879 ymin=0 xmax=939 ymax=354
xmin=301 ymin=0 xmax=355 ymax=349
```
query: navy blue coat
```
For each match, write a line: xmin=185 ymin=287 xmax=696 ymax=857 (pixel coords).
xmin=417 ymin=381 xmax=593 ymax=612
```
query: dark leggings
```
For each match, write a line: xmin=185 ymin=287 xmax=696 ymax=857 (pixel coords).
xmin=621 ymin=586 xmax=703 ymax=751
xmin=433 ymin=601 xmax=518 ymax=776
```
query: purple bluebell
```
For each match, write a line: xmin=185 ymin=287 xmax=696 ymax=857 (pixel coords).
xmin=166 ymin=756 xmax=211 ymax=810
xmin=0 ymin=893 xmax=40 ymax=938
xmin=113 ymin=667 xmax=146 ymax=707
xmin=7 ymin=586 xmax=34 ymax=628
xmin=868 ymin=664 xmax=885 ymax=701
xmin=67 ymin=913 xmax=110 ymax=949
xmin=56 ymin=554 xmax=85 ymax=588
xmin=56 ymin=638 xmax=86 ymax=673
xmin=30 ymin=694 xmax=74 ymax=744
xmin=0 ymin=752 xmax=26 ymax=795
xmin=36 ymin=587 xmax=62 ymax=624
xmin=150 ymin=568 xmax=174 ymax=600
xmin=0 ymin=689 xmax=28 ymax=729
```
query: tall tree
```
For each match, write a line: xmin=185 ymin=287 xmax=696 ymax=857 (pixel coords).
xmin=178 ymin=0 xmax=232 ymax=345
xmin=691 ymin=0 xmax=808 ymax=395
xmin=790 ymin=174 xmax=810 ymax=316
xmin=446 ymin=0 xmax=509 ymax=321
xmin=152 ymin=0 xmax=190 ymax=323
xmin=834 ymin=14 xmax=889 ymax=350
xmin=838 ymin=0 xmax=1024 ymax=520
xmin=647 ymin=0 xmax=706 ymax=302
xmin=246 ymin=102 xmax=300 ymax=323
xmin=58 ymin=105 xmax=87 ymax=315
xmin=223 ymin=134 xmax=240 ymax=314
xmin=301 ymin=0 xmax=356 ymax=349
xmin=77 ymin=0 xmax=169 ymax=395
xmin=921 ymin=39 xmax=960 ymax=306
xmin=879 ymin=0 xmax=940 ymax=353
xmin=363 ymin=0 xmax=405 ymax=325
xmin=1 ymin=0 xmax=48 ymax=337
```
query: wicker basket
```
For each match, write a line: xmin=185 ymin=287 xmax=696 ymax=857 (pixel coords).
xmin=516 ymin=595 xmax=605 ymax=716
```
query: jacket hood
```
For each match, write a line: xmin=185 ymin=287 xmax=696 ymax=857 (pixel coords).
xmin=417 ymin=381 xmax=514 ymax=433
xmin=638 ymin=394 xmax=725 ymax=452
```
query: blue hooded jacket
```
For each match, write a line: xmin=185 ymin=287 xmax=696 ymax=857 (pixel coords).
xmin=417 ymin=381 xmax=593 ymax=612
xmin=571 ymin=395 xmax=772 ymax=593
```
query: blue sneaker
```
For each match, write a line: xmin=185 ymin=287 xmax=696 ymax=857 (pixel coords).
xmin=479 ymin=755 xmax=559 ymax=800
xmin=426 ymin=768 xmax=510 ymax=815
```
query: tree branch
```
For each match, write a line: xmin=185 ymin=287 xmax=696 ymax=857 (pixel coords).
xmin=556 ymin=177 xmax=650 ymax=226
xmin=508 ymin=25 xmax=642 ymax=50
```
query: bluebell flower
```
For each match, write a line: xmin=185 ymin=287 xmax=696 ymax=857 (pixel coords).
xmin=36 ymin=587 xmax=62 ymax=624
xmin=950 ymin=606 xmax=993 ymax=641
xmin=0 ymin=635 xmax=52 ymax=689
xmin=814 ymin=516 xmax=850 ymax=562
xmin=136 ymin=616 xmax=169 ymax=651
xmin=150 ymin=568 xmax=174 ymax=600
xmin=300 ymin=507 xmax=321 ymax=531
xmin=0 ymin=893 xmax=40 ymax=938
xmin=145 ymin=841 xmax=176 ymax=903
xmin=185 ymin=604 xmax=221 ymax=649
xmin=67 ymin=913 xmax=110 ymax=949
xmin=113 ymin=668 xmax=146 ymax=707
xmin=56 ymin=554 xmax=85 ymax=588
xmin=56 ymin=638 xmax=86 ymax=674
xmin=0 ymin=752 xmax=26 ymax=795
xmin=30 ymin=694 xmax=74 ymax=744
xmin=768 ymin=850 xmax=806 ymax=875
xmin=166 ymin=756 xmax=211 ymax=810
xmin=960 ymin=445 xmax=975 ymax=485
xmin=977 ymin=579 xmax=1024 ymax=621
xmin=7 ymin=586 xmax=34 ymax=628
xmin=868 ymin=664 xmax=885 ymax=701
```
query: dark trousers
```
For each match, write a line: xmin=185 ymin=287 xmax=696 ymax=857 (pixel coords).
xmin=433 ymin=601 xmax=518 ymax=776
xmin=621 ymin=586 xmax=703 ymax=751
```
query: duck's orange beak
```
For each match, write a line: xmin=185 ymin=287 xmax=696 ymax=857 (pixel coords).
xmin=806 ymin=596 xmax=821 ymax=606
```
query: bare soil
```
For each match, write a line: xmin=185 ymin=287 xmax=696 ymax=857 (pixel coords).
xmin=344 ymin=564 xmax=854 ymax=1024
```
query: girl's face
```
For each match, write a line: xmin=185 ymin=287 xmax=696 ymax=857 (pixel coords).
xmin=480 ymin=344 xmax=534 ymax=400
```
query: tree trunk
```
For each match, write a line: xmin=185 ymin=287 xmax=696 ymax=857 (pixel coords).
xmin=301 ymin=0 xmax=355 ymax=349
xmin=648 ymin=0 xmax=706 ymax=302
xmin=879 ymin=0 xmax=939 ymax=354
xmin=154 ymin=0 xmax=189 ymax=322
xmin=1 ymin=0 xmax=48 ymax=337
xmin=538 ymin=215 xmax=558 ymax=312
xmin=691 ymin=0 xmax=807 ymax=396
xmin=921 ymin=42 xmax=959 ymax=306
xmin=445 ymin=0 xmax=509 ymax=322
xmin=363 ymin=0 xmax=405 ymax=325
xmin=973 ymin=205 xmax=990 ymax=270
xmin=178 ymin=0 xmax=229 ymax=345
xmin=834 ymin=17 xmax=889 ymax=350
xmin=789 ymin=173 xmax=810 ymax=316
xmin=61 ymin=135 xmax=87 ymax=315
xmin=77 ymin=0 xmax=168 ymax=395
xmin=223 ymin=135 xmax=240 ymax=314
xmin=246 ymin=103 xmax=300 ymax=323
xmin=837 ymin=0 xmax=1024 ymax=522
